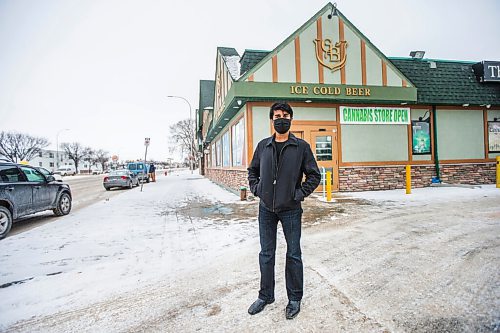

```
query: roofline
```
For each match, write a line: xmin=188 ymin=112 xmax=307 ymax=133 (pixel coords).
xmin=242 ymin=49 xmax=271 ymax=53
xmin=389 ymin=57 xmax=477 ymax=64
xmin=238 ymin=3 xmax=416 ymax=87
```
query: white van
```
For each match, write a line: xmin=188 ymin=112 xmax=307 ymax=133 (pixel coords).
xmin=55 ymin=166 xmax=76 ymax=176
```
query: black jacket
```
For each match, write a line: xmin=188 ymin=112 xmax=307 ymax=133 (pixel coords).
xmin=248 ymin=133 xmax=321 ymax=212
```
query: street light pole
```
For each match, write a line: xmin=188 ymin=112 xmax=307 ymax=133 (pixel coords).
xmin=167 ymin=95 xmax=194 ymax=174
xmin=56 ymin=128 xmax=69 ymax=170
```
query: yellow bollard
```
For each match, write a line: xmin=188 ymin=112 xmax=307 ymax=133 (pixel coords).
xmin=405 ymin=165 xmax=411 ymax=194
xmin=496 ymin=156 xmax=500 ymax=189
xmin=326 ymin=171 xmax=332 ymax=202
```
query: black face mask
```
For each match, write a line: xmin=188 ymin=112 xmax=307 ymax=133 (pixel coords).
xmin=273 ymin=118 xmax=291 ymax=134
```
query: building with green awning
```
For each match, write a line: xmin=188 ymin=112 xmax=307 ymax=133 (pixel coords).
xmin=197 ymin=3 xmax=500 ymax=192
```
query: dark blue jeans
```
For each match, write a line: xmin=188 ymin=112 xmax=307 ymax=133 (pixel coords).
xmin=258 ymin=204 xmax=303 ymax=302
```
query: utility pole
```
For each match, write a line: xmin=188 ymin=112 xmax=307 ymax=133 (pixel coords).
xmin=141 ymin=137 xmax=150 ymax=192
xmin=167 ymin=95 xmax=194 ymax=174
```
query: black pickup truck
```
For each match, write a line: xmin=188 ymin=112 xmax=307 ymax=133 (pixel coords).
xmin=0 ymin=161 xmax=72 ymax=239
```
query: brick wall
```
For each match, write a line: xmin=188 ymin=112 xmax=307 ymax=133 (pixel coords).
xmin=440 ymin=163 xmax=496 ymax=185
xmin=206 ymin=168 xmax=249 ymax=192
xmin=206 ymin=163 xmax=496 ymax=193
xmin=339 ymin=163 xmax=495 ymax=192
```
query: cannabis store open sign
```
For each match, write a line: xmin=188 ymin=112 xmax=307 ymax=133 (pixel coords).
xmin=340 ymin=106 xmax=410 ymax=125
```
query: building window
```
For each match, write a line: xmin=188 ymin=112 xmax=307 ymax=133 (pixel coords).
xmin=222 ymin=131 xmax=230 ymax=167
xmin=215 ymin=139 xmax=222 ymax=167
xmin=211 ymin=144 xmax=216 ymax=167
xmin=39 ymin=162 xmax=43 ymax=167
xmin=49 ymin=152 xmax=54 ymax=158
xmin=231 ymin=117 xmax=245 ymax=167
xmin=49 ymin=162 xmax=54 ymax=167
xmin=38 ymin=151 xmax=43 ymax=157
xmin=488 ymin=121 xmax=500 ymax=153
xmin=315 ymin=136 xmax=332 ymax=161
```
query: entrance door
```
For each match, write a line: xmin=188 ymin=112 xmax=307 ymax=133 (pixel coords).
xmin=291 ymin=131 xmax=304 ymax=139
xmin=311 ymin=129 xmax=339 ymax=192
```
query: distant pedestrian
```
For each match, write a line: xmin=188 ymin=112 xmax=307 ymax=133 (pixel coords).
xmin=247 ymin=102 xmax=321 ymax=320
xmin=149 ymin=164 xmax=156 ymax=182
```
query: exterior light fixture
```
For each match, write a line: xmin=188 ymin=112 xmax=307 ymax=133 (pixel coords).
xmin=305 ymin=100 xmax=312 ymax=103
xmin=237 ymin=100 xmax=242 ymax=106
xmin=327 ymin=3 xmax=337 ymax=19
xmin=462 ymin=103 xmax=469 ymax=107
xmin=409 ymin=51 xmax=425 ymax=59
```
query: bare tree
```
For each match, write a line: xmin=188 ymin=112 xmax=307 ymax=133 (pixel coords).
xmin=82 ymin=147 xmax=96 ymax=174
xmin=0 ymin=131 xmax=49 ymax=163
xmin=169 ymin=119 xmax=197 ymax=167
xmin=61 ymin=142 xmax=84 ymax=173
xmin=94 ymin=149 xmax=110 ymax=171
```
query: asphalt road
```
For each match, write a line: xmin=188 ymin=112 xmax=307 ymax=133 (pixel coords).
xmin=9 ymin=175 xmax=123 ymax=236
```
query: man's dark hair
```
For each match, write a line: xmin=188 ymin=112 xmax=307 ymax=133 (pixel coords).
xmin=269 ymin=102 xmax=293 ymax=119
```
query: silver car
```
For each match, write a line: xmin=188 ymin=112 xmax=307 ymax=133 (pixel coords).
xmin=103 ymin=170 xmax=139 ymax=191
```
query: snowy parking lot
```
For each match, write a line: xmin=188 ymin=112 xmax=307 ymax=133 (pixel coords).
xmin=1 ymin=170 xmax=499 ymax=332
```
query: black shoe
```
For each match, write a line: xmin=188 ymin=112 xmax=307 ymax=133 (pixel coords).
xmin=285 ymin=300 xmax=301 ymax=319
xmin=248 ymin=298 xmax=274 ymax=315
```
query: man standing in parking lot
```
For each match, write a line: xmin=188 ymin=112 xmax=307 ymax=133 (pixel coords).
xmin=247 ymin=102 xmax=321 ymax=320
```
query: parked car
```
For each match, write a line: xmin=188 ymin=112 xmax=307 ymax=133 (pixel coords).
xmin=54 ymin=166 xmax=76 ymax=176
xmin=0 ymin=162 xmax=72 ymax=239
xmin=127 ymin=162 xmax=150 ymax=183
xmin=103 ymin=169 xmax=139 ymax=191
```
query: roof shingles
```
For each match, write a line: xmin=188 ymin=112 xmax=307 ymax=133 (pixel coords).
xmin=391 ymin=58 xmax=500 ymax=106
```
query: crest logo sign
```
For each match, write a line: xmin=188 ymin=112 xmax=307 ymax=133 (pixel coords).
xmin=314 ymin=38 xmax=348 ymax=72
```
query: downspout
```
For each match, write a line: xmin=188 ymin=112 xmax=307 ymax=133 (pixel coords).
xmin=432 ymin=105 xmax=441 ymax=182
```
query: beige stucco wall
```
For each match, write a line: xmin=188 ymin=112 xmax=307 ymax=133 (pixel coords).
xmin=292 ymin=107 xmax=336 ymax=121
xmin=386 ymin=65 xmax=402 ymax=86
xmin=436 ymin=109 xmax=484 ymax=160
xmin=299 ymin=18 xmax=319 ymax=84
xmin=253 ymin=57 xmax=272 ymax=82
xmin=252 ymin=106 xmax=271 ymax=149
xmin=320 ymin=13 xmax=341 ymax=85
xmin=341 ymin=124 xmax=408 ymax=162
xmin=365 ymin=46 xmax=382 ymax=86
xmin=343 ymin=25 xmax=362 ymax=85
xmin=277 ymin=42 xmax=296 ymax=83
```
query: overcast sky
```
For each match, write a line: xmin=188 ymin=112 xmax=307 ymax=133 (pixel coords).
xmin=1 ymin=0 xmax=499 ymax=161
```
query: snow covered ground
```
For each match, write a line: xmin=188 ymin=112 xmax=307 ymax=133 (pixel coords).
xmin=1 ymin=170 xmax=499 ymax=332
xmin=0 ymin=170 xmax=257 ymax=329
